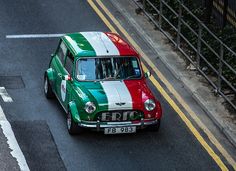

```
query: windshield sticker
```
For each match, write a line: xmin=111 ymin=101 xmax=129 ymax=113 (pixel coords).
xmin=77 ymin=75 xmax=86 ymax=80
xmin=135 ymin=69 xmax=140 ymax=75
xmin=132 ymin=60 xmax=138 ymax=68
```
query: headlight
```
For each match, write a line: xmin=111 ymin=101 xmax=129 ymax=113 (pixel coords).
xmin=84 ymin=102 xmax=96 ymax=114
xmin=144 ymin=99 xmax=156 ymax=111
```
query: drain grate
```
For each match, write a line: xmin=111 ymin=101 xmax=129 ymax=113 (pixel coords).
xmin=0 ymin=76 xmax=25 ymax=89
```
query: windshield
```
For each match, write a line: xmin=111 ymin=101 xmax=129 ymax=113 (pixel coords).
xmin=76 ymin=57 xmax=142 ymax=81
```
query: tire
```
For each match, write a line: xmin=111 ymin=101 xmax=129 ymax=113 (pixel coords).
xmin=44 ymin=74 xmax=54 ymax=99
xmin=67 ymin=110 xmax=83 ymax=135
xmin=148 ymin=119 xmax=161 ymax=132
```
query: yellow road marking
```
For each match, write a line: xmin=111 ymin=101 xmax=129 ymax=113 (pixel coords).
xmin=88 ymin=0 xmax=236 ymax=170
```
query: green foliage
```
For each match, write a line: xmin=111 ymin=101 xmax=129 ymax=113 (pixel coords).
xmin=142 ymin=0 xmax=236 ymax=92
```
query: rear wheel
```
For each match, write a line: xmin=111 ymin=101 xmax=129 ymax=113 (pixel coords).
xmin=148 ymin=119 xmax=161 ymax=132
xmin=44 ymin=74 xmax=54 ymax=99
xmin=67 ymin=110 xmax=83 ymax=135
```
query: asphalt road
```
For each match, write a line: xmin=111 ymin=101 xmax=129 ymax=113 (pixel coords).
xmin=0 ymin=0 xmax=234 ymax=170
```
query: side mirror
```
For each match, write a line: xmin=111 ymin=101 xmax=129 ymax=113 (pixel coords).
xmin=144 ymin=71 xmax=151 ymax=78
xmin=62 ymin=74 xmax=73 ymax=81
xmin=51 ymin=53 xmax=54 ymax=58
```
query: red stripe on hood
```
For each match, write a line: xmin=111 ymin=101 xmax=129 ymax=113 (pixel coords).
xmin=123 ymin=80 xmax=143 ymax=110
xmin=104 ymin=32 xmax=138 ymax=56
xmin=124 ymin=80 xmax=161 ymax=119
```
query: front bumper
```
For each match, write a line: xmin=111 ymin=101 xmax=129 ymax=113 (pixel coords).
xmin=77 ymin=118 xmax=159 ymax=131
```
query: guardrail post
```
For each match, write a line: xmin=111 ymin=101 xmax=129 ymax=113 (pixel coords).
xmin=218 ymin=43 xmax=224 ymax=93
xmin=197 ymin=23 xmax=202 ymax=69
xmin=176 ymin=0 xmax=182 ymax=49
xmin=143 ymin=0 xmax=146 ymax=11
xmin=159 ymin=0 xmax=163 ymax=29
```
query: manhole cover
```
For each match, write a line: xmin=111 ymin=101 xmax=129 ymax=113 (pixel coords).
xmin=0 ymin=76 xmax=25 ymax=89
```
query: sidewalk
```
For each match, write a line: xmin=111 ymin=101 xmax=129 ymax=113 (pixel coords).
xmin=109 ymin=0 xmax=236 ymax=147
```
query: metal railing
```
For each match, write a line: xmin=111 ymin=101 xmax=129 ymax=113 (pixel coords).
xmin=133 ymin=0 xmax=236 ymax=111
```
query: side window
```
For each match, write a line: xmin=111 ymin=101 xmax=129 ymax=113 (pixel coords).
xmin=64 ymin=51 xmax=74 ymax=75
xmin=57 ymin=41 xmax=67 ymax=64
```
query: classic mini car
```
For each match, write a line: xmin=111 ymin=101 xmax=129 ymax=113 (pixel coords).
xmin=44 ymin=32 xmax=162 ymax=135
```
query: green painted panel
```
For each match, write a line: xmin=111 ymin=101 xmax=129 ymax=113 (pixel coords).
xmin=79 ymin=82 xmax=108 ymax=111
xmin=68 ymin=101 xmax=81 ymax=123
xmin=46 ymin=68 xmax=54 ymax=81
xmin=62 ymin=33 xmax=96 ymax=57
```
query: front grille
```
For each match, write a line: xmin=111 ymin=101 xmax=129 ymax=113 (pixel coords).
xmin=95 ymin=110 xmax=143 ymax=122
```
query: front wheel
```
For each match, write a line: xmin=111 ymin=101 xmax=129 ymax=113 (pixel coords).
xmin=44 ymin=74 xmax=54 ymax=99
xmin=67 ymin=110 xmax=83 ymax=135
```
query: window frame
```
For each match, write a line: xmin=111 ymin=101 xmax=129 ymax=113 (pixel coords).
xmin=75 ymin=56 xmax=143 ymax=82
xmin=64 ymin=52 xmax=74 ymax=75
xmin=55 ymin=40 xmax=67 ymax=65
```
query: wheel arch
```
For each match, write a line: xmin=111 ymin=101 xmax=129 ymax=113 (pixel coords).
xmin=68 ymin=101 xmax=81 ymax=123
xmin=45 ymin=68 xmax=54 ymax=81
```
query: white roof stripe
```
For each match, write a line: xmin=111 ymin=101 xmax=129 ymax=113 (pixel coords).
xmin=80 ymin=32 xmax=120 ymax=56
xmin=64 ymin=35 xmax=82 ymax=54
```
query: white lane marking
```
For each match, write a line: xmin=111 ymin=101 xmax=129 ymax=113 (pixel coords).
xmin=81 ymin=32 xmax=120 ymax=56
xmin=0 ymin=87 xmax=13 ymax=102
xmin=101 ymin=81 xmax=132 ymax=110
xmin=0 ymin=106 xmax=30 ymax=171
xmin=6 ymin=34 xmax=65 ymax=39
xmin=0 ymin=105 xmax=7 ymax=121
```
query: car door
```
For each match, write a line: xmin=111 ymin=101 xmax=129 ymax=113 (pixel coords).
xmin=62 ymin=51 xmax=74 ymax=110
xmin=53 ymin=40 xmax=67 ymax=103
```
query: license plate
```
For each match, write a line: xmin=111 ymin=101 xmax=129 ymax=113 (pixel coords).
xmin=104 ymin=126 xmax=136 ymax=134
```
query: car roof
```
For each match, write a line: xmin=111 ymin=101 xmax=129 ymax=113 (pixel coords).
xmin=61 ymin=32 xmax=139 ymax=58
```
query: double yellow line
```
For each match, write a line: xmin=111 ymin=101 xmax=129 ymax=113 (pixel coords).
xmin=88 ymin=0 xmax=236 ymax=170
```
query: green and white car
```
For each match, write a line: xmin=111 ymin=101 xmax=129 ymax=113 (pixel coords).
xmin=44 ymin=32 xmax=162 ymax=135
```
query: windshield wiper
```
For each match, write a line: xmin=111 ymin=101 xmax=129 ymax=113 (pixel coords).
xmin=123 ymin=75 xmax=138 ymax=80
xmin=101 ymin=76 xmax=116 ymax=81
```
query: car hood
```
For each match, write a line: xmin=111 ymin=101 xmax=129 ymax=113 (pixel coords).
xmin=78 ymin=80 xmax=154 ymax=111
